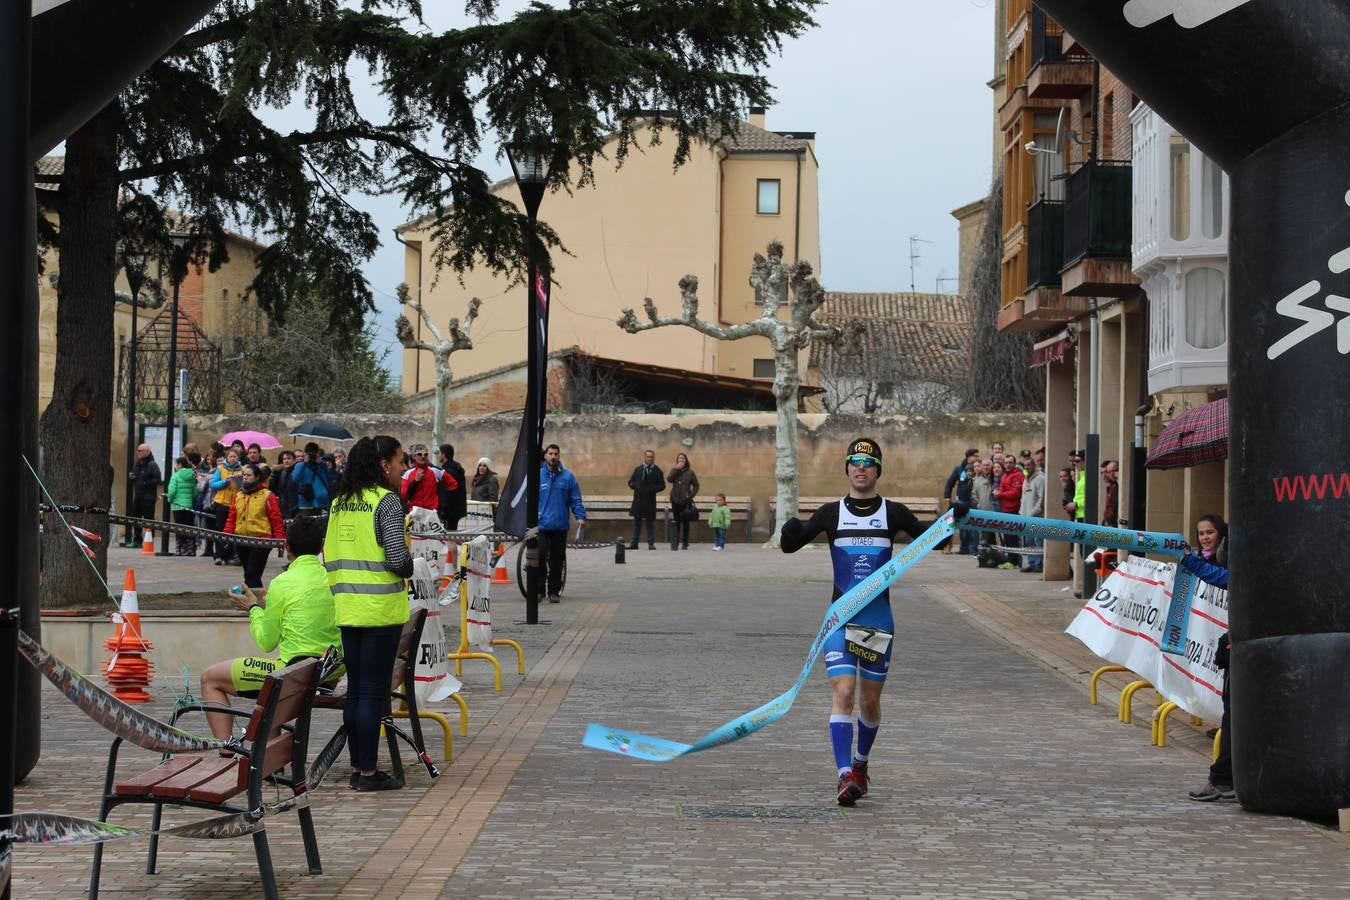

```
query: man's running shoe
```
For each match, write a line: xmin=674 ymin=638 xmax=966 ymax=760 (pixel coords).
xmin=851 ymin=758 xmax=870 ymax=797
xmin=837 ymin=771 xmax=863 ymax=806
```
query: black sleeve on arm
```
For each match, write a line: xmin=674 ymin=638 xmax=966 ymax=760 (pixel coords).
xmin=781 ymin=503 xmax=835 ymax=553
xmin=887 ymin=500 xmax=926 ymax=541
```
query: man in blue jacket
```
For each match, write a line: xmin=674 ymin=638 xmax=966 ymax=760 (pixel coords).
xmin=539 ymin=443 xmax=586 ymax=602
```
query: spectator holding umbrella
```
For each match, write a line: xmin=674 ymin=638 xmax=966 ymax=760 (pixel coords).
xmin=289 ymin=442 xmax=333 ymax=517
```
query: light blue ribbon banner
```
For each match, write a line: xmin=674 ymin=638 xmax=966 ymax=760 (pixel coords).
xmin=952 ymin=509 xmax=1188 ymax=557
xmin=582 ymin=517 xmax=957 ymax=761
xmin=1161 ymin=565 xmax=1200 ymax=656
xmin=583 ymin=509 xmax=1193 ymax=762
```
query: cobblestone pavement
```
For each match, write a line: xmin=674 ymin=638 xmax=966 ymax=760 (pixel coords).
xmin=13 ymin=541 xmax=1348 ymax=898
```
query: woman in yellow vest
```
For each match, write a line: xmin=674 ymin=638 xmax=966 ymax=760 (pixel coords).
xmin=224 ymin=463 xmax=286 ymax=589
xmin=323 ymin=435 xmax=413 ymax=792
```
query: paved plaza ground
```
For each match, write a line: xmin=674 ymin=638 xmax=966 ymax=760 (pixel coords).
xmin=11 ymin=539 xmax=1349 ymax=898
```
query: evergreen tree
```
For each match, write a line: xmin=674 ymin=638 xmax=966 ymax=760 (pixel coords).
xmin=227 ymin=291 xmax=405 ymax=414
xmin=38 ymin=0 xmax=818 ymax=608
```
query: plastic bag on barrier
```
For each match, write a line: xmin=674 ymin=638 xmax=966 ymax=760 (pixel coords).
xmin=409 ymin=557 xmax=461 ymax=703
xmin=407 ymin=506 xmax=448 ymax=566
xmin=466 ymin=536 xmax=494 ymax=652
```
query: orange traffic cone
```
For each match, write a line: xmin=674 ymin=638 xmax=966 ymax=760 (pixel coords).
xmin=104 ymin=568 xmax=153 ymax=703
xmin=491 ymin=548 xmax=511 ymax=585
xmin=140 ymin=528 xmax=155 ymax=556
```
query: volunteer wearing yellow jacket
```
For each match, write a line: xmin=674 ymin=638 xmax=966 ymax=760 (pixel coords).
xmin=199 ymin=516 xmax=342 ymax=739
xmin=323 ymin=434 xmax=413 ymax=792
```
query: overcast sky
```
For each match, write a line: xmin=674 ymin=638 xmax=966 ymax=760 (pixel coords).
xmin=299 ymin=1 xmax=999 ymax=375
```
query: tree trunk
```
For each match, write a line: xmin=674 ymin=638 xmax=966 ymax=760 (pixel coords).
xmin=767 ymin=333 xmax=800 ymax=549
xmin=38 ymin=107 xmax=120 ymax=610
xmin=432 ymin=351 xmax=449 ymax=449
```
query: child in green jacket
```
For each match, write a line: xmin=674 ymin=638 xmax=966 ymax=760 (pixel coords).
xmin=167 ymin=455 xmax=200 ymax=556
xmin=708 ymin=493 xmax=731 ymax=550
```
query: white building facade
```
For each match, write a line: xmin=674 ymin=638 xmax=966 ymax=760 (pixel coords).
xmin=1131 ymin=102 xmax=1230 ymax=394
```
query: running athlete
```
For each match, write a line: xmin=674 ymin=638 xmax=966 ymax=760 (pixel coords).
xmin=779 ymin=438 xmax=926 ymax=806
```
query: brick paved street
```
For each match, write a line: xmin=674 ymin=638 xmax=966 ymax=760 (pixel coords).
xmin=12 ymin=541 xmax=1348 ymax=897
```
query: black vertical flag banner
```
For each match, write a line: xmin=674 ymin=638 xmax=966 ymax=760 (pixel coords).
xmin=494 ymin=270 xmax=551 ymax=537
xmin=1035 ymin=0 xmax=1350 ymax=817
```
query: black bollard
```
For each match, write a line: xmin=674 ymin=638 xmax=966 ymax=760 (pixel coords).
xmin=614 ymin=538 xmax=625 ymax=565
xmin=667 ymin=514 xmax=679 ymax=551
xmin=1037 ymin=0 xmax=1350 ymax=817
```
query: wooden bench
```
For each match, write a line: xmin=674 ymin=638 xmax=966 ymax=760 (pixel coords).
xmin=311 ymin=607 xmax=448 ymax=782
xmin=582 ymin=495 xmax=754 ymax=543
xmin=90 ymin=658 xmax=323 ymax=900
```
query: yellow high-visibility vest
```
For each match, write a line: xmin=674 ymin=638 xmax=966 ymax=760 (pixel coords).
xmin=323 ymin=486 xmax=409 ymax=628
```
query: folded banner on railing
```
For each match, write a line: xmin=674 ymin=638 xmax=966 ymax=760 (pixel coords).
xmin=1 ymin=798 xmax=298 ymax=846
xmin=1066 ymin=555 xmax=1227 ymax=720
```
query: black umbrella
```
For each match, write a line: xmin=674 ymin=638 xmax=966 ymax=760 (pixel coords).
xmin=289 ymin=420 xmax=354 ymax=442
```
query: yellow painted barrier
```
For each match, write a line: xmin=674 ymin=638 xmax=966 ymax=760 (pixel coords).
xmin=1119 ymin=679 xmax=1153 ymax=724
xmin=447 ymin=543 xmax=503 ymax=691
xmin=1090 ymin=665 xmax=1129 ymax=705
xmin=1152 ymin=700 xmax=1180 ymax=746
xmin=1212 ymin=727 xmax=1222 ymax=763
xmin=392 ymin=708 xmax=453 ymax=761
xmin=449 ymin=690 xmax=469 ymax=736
xmin=493 ymin=637 xmax=526 ymax=675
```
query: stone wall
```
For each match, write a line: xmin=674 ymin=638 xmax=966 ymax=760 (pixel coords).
xmin=180 ymin=410 xmax=1044 ymax=537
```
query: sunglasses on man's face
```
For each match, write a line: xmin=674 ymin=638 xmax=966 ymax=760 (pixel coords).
xmin=414 ymin=452 xmax=429 ymax=459
xmin=846 ymin=455 xmax=880 ymax=469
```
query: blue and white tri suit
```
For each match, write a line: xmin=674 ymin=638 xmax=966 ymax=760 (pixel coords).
xmin=780 ymin=496 xmax=925 ymax=682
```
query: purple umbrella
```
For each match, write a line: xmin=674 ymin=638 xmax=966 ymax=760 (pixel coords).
xmin=220 ymin=430 xmax=282 ymax=450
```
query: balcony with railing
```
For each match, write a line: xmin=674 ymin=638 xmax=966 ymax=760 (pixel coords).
xmin=1061 ymin=159 xmax=1139 ymax=297
xmin=1026 ymin=199 xmax=1064 ymax=290
xmin=1027 ymin=6 xmax=1092 ymax=99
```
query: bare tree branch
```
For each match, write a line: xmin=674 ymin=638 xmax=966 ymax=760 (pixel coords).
xmin=396 ymin=280 xmax=480 ymax=446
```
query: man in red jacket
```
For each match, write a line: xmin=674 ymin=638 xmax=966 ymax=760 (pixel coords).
xmin=400 ymin=442 xmax=459 ymax=515
xmin=994 ymin=457 xmax=1024 ymax=565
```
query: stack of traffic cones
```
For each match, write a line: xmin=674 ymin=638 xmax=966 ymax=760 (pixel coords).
xmin=139 ymin=528 xmax=155 ymax=556
xmin=491 ymin=543 xmax=510 ymax=585
xmin=103 ymin=568 xmax=154 ymax=702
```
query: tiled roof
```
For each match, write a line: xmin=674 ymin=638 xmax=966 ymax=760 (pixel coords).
xmin=719 ymin=121 xmax=812 ymax=154
xmin=811 ymin=292 xmax=972 ymax=384
xmin=819 ymin=291 xmax=972 ymax=323
xmin=35 ymin=155 xmax=63 ymax=184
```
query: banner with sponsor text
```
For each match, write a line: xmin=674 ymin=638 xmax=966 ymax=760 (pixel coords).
xmin=1065 ymin=555 xmax=1227 ymax=721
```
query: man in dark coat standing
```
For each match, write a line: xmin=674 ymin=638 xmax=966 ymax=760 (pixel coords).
xmin=438 ymin=443 xmax=468 ymax=530
xmin=627 ymin=449 xmax=664 ymax=550
xmin=129 ymin=443 xmax=162 ymax=523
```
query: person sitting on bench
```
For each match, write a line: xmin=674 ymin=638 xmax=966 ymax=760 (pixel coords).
xmin=199 ymin=515 xmax=342 ymax=740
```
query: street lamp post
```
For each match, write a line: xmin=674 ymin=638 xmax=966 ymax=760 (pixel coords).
xmin=121 ymin=250 xmax=149 ymax=546
xmin=158 ymin=234 xmax=188 ymax=556
xmin=507 ymin=145 xmax=550 ymax=626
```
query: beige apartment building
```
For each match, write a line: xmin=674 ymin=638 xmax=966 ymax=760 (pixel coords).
xmin=396 ymin=110 xmax=820 ymax=406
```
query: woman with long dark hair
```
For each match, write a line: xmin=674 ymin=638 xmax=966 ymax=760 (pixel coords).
xmin=323 ymin=435 xmax=413 ymax=791
xmin=666 ymin=452 xmax=700 ymax=550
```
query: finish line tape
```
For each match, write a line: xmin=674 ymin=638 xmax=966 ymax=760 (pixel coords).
xmin=581 ymin=516 xmax=956 ymax=761
xmin=583 ymin=510 xmax=1192 ymax=761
